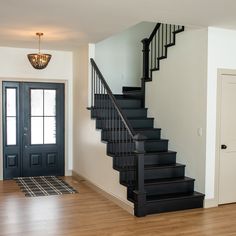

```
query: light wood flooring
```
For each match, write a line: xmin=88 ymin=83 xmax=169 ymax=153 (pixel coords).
xmin=0 ymin=177 xmax=236 ymax=236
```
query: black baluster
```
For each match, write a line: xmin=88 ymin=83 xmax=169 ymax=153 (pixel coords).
xmin=91 ymin=66 xmax=94 ymax=108
xmin=158 ymin=29 xmax=160 ymax=59
xmin=165 ymin=24 xmax=167 ymax=46
xmin=162 ymin=24 xmax=164 ymax=57
xmin=150 ymin=40 xmax=153 ymax=69
xmin=154 ymin=34 xmax=156 ymax=68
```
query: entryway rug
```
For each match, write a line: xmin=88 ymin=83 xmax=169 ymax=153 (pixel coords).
xmin=15 ymin=176 xmax=77 ymax=197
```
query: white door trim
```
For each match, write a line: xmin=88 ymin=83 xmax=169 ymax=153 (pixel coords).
xmin=0 ymin=77 xmax=72 ymax=180
xmin=215 ymin=68 xmax=236 ymax=205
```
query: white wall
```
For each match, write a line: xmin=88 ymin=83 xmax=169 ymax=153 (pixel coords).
xmin=206 ymin=27 xmax=236 ymax=201
xmin=95 ymin=22 xmax=156 ymax=94
xmin=146 ymin=27 xmax=208 ymax=194
xmin=0 ymin=46 xmax=73 ymax=179
xmin=73 ymin=45 xmax=133 ymax=210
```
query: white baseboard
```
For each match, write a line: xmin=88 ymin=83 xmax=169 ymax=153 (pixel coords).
xmin=204 ymin=198 xmax=218 ymax=208
xmin=65 ymin=169 xmax=72 ymax=176
xmin=72 ymin=170 xmax=134 ymax=215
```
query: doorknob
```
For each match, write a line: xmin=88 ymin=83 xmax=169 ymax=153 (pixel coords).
xmin=221 ymin=144 xmax=227 ymax=149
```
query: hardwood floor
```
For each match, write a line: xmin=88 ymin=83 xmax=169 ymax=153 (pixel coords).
xmin=0 ymin=177 xmax=236 ymax=236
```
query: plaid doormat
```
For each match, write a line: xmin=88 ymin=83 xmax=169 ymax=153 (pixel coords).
xmin=15 ymin=176 xmax=77 ymax=197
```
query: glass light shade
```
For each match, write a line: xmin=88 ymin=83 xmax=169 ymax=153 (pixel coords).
xmin=28 ymin=53 xmax=52 ymax=69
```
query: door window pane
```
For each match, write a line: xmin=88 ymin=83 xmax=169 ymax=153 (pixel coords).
xmin=44 ymin=117 xmax=56 ymax=144
xmin=31 ymin=90 xmax=43 ymax=116
xmin=31 ymin=117 xmax=43 ymax=144
xmin=7 ymin=117 xmax=16 ymax=145
xmin=44 ymin=90 xmax=56 ymax=116
xmin=30 ymin=88 xmax=57 ymax=145
xmin=6 ymin=88 xmax=16 ymax=116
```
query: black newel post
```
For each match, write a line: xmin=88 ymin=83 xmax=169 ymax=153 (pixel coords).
xmin=133 ymin=133 xmax=146 ymax=217
xmin=141 ymin=38 xmax=150 ymax=81
xmin=141 ymin=38 xmax=150 ymax=108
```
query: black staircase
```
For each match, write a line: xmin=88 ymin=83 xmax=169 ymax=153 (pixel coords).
xmin=89 ymin=23 xmax=204 ymax=217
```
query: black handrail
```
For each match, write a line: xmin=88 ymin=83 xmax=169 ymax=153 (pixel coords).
xmin=148 ymin=23 xmax=161 ymax=43
xmin=91 ymin=58 xmax=136 ymax=139
xmin=140 ymin=23 xmax=184 ymax=108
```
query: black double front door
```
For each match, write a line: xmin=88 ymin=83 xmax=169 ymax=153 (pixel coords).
xmin=3 ymin=82 xmax=65 ymax=179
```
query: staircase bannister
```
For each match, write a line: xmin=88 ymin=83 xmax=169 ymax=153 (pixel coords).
xmin=91 ymin=58 xmax=136 ymax=138
xmin=141 ymin=23 xmax=184 ymax=105
xmin=90 ymin=58 xmax=147 ymax=216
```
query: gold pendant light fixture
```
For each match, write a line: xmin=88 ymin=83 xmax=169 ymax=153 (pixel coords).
xmin=28 ymin=32 xmax=52 ymax=69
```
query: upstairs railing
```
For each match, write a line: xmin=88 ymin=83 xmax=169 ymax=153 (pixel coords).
xmin=90 ymin=58 xmax=147 ymax=216
xmin=141 ymin=23 xmax=184 ymax=81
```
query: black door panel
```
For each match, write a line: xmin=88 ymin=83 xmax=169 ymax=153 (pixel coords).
xmin=2 ymin=82 xmax=65 ymax=179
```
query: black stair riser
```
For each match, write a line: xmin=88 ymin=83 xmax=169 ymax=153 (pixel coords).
xmin=145 ymin=180 xmax=194 ymax=196
xmin=94 ymin=98 xmax=142 ymax=108
xmin=122 ymin=87 xmax=141 ymax=92
xmin=102 ymin=129 xmax=161 ymax=141
xmin=91 ymin=108 xmax=147 ymax=119
xmin=112 ymin=152 xmax=176 ymax=168
xmin=144 ymin=153 xmax=176 ymax=165
xmin=145 ymin=165 xmax=185 ymax=180
xmin=127 ymin=180 xmax=194 ymax=199
xmin=146 ymin=195 xmax=204 ymax=215
xmin=119 ymin=165 xmax=185 ymax=183
xmin=107 ymin=140 xmax=168 ymax=153
xmin=96 ymin=118 xmax=154 ymax=129
xmin=107 ymin=142 xmax=135 ymax=154
xmin=145 ymin=140 xmax=168 ymax=152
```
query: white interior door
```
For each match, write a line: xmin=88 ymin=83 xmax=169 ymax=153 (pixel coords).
xmin=219 ymin=74 xmax=236 ymax=204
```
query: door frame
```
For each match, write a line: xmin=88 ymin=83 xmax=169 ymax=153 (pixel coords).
xmin=215 ymin=69 xmax=236 ymax=205
xmin=0 ymin=77 xmax=71 ymax=180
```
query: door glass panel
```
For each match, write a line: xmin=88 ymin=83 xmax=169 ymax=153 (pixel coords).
xmin=44 ymin=117 xmax=56 ymax=144
xmin=31 ymin=117 xmax=43 ymax=144
xmin=6 ymin=88 xmax=16 ymax=116
xmin=31 ymin=90 xmax=43 ymax=116
xmin=7 ymin=117 xmax=16 ymax=145
xmin=44 ymin=90 xmax=56 ymax=116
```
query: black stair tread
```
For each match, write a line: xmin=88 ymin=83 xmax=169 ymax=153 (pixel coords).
xmin=145 ymin=139 xmax=168 ymax=142
xmin=97 ymin=117 xmax=153 ymax=120
xmin=146 ymin=191 xmax=204 ymax=202
xmin=144 ymin=163 xmax=185 ymax=170
xmin=107 ymin=150 xmax=176 ymax=157
xmin=144 ymin=177 xmax=194 ymax=186
xmin=117 ymin=163 xmax=185 ymax=171
xmin=92 ymin=107 xmax=147 ymax=110
xmin=123 ymin=87 xmax=141 ymax=91
xmin=113 ymin=96 xmax=142 ymax=101
xmin=134 ymin=128 xmax=161 ymax=131
xmin=102 ymin=127 xmax=160 ymax=131
xmin=123 ymin=90 xmax=143 ymax=94
xmin=108 ymin=139 xmax=168 ymax=144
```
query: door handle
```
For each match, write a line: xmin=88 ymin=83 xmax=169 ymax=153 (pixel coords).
xmin=221 ymin=144 xmax=227 ymax=149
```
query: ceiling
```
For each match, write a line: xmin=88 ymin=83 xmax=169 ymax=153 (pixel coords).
xmin=1 ymin=0 xmax=236 ymax=51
